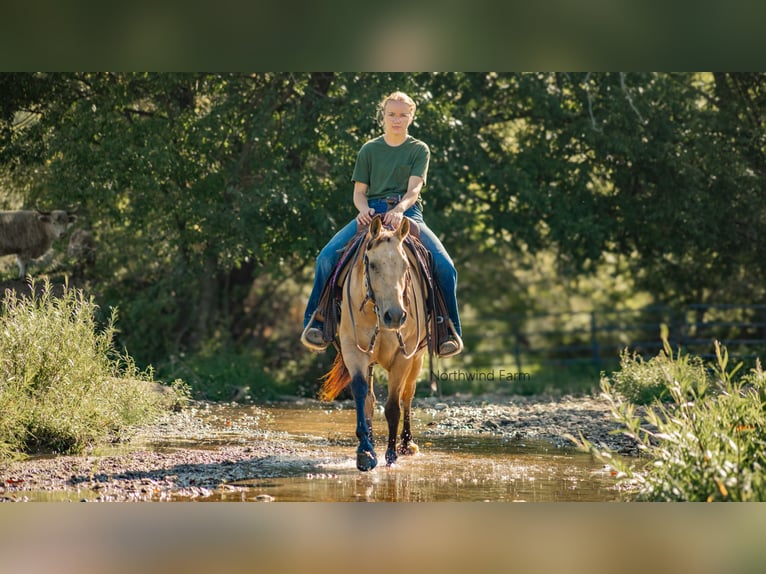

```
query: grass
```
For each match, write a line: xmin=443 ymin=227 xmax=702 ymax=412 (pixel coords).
xmin=0 ymin=279 xmax=188 ymax=461
xmin=155 ymin=342 xmax=319 ymax=402
xmin=416 ymin=359 xmax=604 ymax=398
xmin=157 ymin=348 xmax=280 ymax=402
xmin=576 ymin=329 xmax=766 ymax=501
xmin=602 ymin=326 xmax=710 ymax=405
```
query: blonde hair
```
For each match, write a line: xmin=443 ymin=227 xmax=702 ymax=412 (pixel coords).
xmin=376 ymin=91 xmax=416 ymax=124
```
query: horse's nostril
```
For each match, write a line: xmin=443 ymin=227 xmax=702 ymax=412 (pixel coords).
xmin=383 ymin=309 xmax=406 ymax=327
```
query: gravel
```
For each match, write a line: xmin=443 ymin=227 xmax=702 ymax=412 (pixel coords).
xmin=0 ymin=394 xmax=637 ymax=502
xmin=414 ymin=394 xmax=638 ymax=454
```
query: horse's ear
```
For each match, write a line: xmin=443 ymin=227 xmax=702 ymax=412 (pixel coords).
xmin=397 ymin=217 xmax=410 ymax=241
xmin=369 ymin=215 xmax=382 ymax=238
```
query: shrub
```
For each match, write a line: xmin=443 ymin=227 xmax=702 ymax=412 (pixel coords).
xmin=603 ymin=326 xmax=710 ymax=405
xmin=0 ymin=279 xmax=188 ymax=461
xmin=157 ymin=346 xmax=279 ymax=402
xmin=580 ymin=334 xmax=766 ymax=501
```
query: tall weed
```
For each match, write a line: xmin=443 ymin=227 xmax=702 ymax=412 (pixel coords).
xmin=0 ymin=280 xmax=187 ymax=461
xmin=580 ymin=331 xmax=766 ymax=501
xmin=605 ymin=325 xmax=710 ymax=405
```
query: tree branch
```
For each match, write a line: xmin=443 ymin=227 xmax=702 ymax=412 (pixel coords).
xmin=582 ymin=72 xmax=601 ymax=132
xmin=620 ymin=72 xmax=645 ymax=124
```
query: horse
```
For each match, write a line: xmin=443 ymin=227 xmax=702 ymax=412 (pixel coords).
xmin=319 ymin=215 xmax=428 ymax=471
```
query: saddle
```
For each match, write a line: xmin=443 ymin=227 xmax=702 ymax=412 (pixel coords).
xmin=312 ymin=217 xmax=452 ymax=357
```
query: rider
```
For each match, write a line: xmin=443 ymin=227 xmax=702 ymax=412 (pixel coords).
xmin=302 ymin=91 xmax=462 ymax=358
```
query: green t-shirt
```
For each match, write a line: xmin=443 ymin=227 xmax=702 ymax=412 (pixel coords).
xmin=351 ymin=135 xmax=430 ymax=205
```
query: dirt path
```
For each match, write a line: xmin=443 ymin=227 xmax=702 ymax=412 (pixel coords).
xmin=0 ymin=394 xmax=636 ymax=502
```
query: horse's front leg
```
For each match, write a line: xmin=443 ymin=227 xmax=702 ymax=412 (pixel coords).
xmin=398 ymin=354 xmax=424 ymax=457
xmin=364 ymin=368 xmax=376 ymax=445
xmin=384 ymin=394 xmax=401 ymax=466
xmin=350 ymin=371 xmax=377 ymax=471
xmin=384 ymin=356 xmax=416 ymax=466
xmin=398 ymin=405 xmax=419 ymax=456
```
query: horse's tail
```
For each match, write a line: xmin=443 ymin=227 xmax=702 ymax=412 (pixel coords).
xmin=319 ymin=352 xmax=351 ymax=401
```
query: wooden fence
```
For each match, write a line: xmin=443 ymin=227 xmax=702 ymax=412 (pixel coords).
xmin=462 ymin=304 xmax=766 ymax=372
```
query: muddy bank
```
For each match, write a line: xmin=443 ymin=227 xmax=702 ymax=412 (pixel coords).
xmin=0 ymin=394 xmax=636 ymax=502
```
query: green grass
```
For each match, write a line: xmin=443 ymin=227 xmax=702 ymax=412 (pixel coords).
xmin=0 ymin=279 xmax=188 ymax=461
xmin=156 ymin=344 xmax=314 ymax=402
xmin=417 ymin=358 xmax=604 ymax=398
xmin=577 ymin=330 xmax=766 ymax=501
xmin=605 ymin=334 xmax=710 ymax=405
xmin=157 ymin=349 xmax=271 ymax=402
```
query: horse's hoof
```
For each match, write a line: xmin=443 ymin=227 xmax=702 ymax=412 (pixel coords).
xmin=357 ymin=450 xmax=377 ymax=471
xmin=398 ymin=442 xmax=419 ymax=456
xmin=385 ymin=449 xmax=397 ymax=466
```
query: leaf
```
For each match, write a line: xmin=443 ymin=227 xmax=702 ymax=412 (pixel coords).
xmin=713 ymin=477 xmax=728 ymax=498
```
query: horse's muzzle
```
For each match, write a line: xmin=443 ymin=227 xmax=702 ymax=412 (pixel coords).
xmin=382 ymin=308 xmax=407 ymax=329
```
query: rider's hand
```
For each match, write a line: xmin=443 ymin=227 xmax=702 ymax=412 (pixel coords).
xmin=383 ymin=208 xmax=404 ymax=228
xmin=356 ymin=207 xmax=375 ymax=226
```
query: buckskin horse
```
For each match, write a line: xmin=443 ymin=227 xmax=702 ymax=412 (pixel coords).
xmin=319 ymin=215 xmax=429 ymax=471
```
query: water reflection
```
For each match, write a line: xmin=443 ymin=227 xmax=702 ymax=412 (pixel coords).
xmin=14 ymin=403 xmax=623 ymax=502
xmin=220 ymin=405 xmax=622 ymax=502
xmin=221 ymin=452 xmax=619 ymax=502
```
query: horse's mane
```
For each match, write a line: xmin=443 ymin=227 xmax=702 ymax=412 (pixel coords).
xmin=319 ymin=352 xmax=350 ymax=401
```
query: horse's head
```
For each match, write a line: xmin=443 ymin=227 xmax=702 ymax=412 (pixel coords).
xmin=364 ymin=215 xmax=411 ymax=330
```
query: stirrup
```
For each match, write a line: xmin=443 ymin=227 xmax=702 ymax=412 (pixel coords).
xmin=437 ymin=319 xmax=463 ymax=358
xmin=301 ymin=312 xmax=329 ymax=352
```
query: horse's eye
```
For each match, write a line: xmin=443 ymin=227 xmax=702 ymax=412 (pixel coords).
xmin=368 ymin=262 xmax=377 ymax=272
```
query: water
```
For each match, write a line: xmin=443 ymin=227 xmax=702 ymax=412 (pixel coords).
xmin=14 ymin=404 xmax=624 ymax=502
xmin=212 ymin=405 xmax=622 ymax=502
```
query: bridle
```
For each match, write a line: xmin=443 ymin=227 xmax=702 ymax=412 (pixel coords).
xmin=346 ymin=236 xmax=423 ymax=359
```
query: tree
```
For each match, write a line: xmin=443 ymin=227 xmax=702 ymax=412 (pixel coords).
xmin=1 ymin=72 xmax=765 ymax=381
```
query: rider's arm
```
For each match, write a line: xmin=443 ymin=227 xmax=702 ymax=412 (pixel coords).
xmin=383 ymin=176 xmax=423 ymax=226
xmin=392 ymin=176 xmax=424 ymax=214
xmin=353 ymin=181 xmax=375 ymax=226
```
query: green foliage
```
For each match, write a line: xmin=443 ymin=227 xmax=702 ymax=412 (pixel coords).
xmin=603 ymin=327 xmax=710 ymax=405
xmin=156 ymin=347 xmax=302 ymax=402
xmin=582 ymin=340 xmax=766 ymax=501
xmin=0 ymin=279 xmax=188 ymax=461
xmin=2 ymin=72 xmax=766 ymax=395
xmin=517 ymin=363 xmax=603 ymax=397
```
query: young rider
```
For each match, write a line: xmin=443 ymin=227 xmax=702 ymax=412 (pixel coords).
xmin=302 ymin=91 xmax=462 ymax=357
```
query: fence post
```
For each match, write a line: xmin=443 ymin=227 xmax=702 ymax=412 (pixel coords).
xmin=512 ymin=325 xmax=523 ymax=374
xmin=763 ymin=308 xmax=766 ymax=347
xmin=591 ymin=312 xmax=600 ymax=369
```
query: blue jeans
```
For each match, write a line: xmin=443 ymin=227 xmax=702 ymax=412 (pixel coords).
xmin=304 ymin=200 xmax=462 ymax=336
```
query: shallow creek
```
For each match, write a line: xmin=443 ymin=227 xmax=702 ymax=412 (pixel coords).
xmin=223 ymin=405 xmax=622 ymax=502
xmin=6 ymin=401 xmax=625 ymax=502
